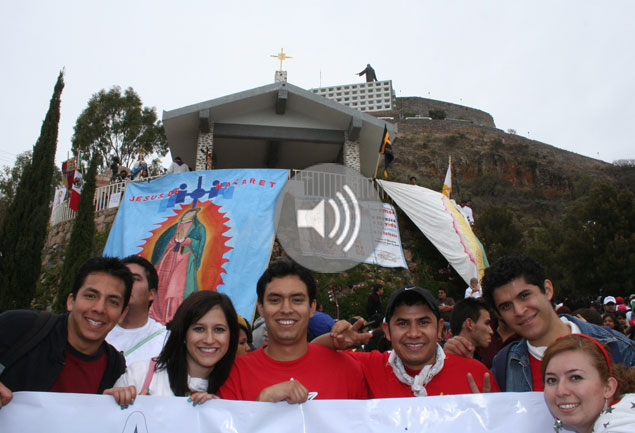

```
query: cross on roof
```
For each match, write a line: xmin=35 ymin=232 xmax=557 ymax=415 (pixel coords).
xmin=271 ymin=48 xmax=292 ymax=71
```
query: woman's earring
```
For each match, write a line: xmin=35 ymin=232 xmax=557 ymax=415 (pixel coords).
xmin=553 ymin=418 xmax=563 ymax=432
xmin=603 ymin=398 xmax=609 ymax=412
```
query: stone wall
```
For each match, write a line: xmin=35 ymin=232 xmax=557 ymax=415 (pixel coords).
xmin=196 ymin=130 xmax=214 ymax=171
xmin=40 ymin=207 xmax=119 ymax=280
xmin=343 ymin=132 xmax=361 ymax=172
xmin=374 ymin=97 xmax=495 ymax=128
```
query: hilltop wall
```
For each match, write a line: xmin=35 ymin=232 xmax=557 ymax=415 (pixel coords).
xmin=394 ymin=97 xmax=496 ymax=128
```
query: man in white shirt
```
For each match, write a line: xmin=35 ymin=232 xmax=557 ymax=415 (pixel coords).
xmin=461 ymin=200 xmax=474 ymax=225
xmin=166 ymin=156 xmax=189 ymax=174
xmin=464 ymin=277 xmax=482 ymax=299
xmin=107 ymin=256 xmax=166 ymax=364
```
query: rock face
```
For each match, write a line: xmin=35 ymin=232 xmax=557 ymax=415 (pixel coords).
xmin=381 ymin=98 xmax=612 ymax=200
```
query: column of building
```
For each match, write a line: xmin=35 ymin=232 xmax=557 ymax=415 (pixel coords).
xmin=342 ymin=131 xmax=361 ymax=173
xmin=195 ymin=124 xmax=214 ymax=171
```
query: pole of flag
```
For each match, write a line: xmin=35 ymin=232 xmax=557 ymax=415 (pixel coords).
xmin=374 ymin=125 xmax=391 ymax=178
xmin=373 ymin=155 xmax=382 ymax=179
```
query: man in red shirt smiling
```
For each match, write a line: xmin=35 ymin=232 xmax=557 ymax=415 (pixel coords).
xmin=218 ymin=259 xmax=367 ymax=403
xmin=323 ymin=286 xmax=498 ymax=398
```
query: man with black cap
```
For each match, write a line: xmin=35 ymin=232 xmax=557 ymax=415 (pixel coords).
xmin=321 ymin=286 xmax=498 ymax=398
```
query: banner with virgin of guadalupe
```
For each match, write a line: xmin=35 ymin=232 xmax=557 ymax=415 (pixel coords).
xmin=103 ymin=169 xmax=288 ymax=322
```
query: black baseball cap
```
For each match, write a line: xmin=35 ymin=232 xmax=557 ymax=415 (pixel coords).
xmin=384 ymin=286 xmax=441 ymax=323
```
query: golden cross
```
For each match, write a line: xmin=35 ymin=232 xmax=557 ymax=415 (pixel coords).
xmin=270 ymin=48 xmax=292 ymax=71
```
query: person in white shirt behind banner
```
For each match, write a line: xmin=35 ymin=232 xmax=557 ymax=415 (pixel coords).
xmin=107 ymin=255 xmax=167 ymax=364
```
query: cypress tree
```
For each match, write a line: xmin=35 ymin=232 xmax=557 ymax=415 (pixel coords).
xmin=54 ymin=152 xmax=100 ymax=312
xmin=0 ymin=71 xmax=64 ymax=310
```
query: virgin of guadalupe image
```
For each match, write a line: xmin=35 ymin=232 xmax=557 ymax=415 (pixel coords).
xmin=149 ymin=207 xmax=206 ymax=324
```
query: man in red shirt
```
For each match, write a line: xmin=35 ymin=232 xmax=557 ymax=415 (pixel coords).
xmin=218 ymin=259 xmax=367 ymax=403
xmin=323 ymin=286 xmax=498 ymax=398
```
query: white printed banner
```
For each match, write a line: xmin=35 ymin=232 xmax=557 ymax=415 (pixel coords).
xmin=0 ymin=391 xmax=574 ymax=432
xmin=107 ymin=191 xmax=122 ymax=209
xmin=361 ymin=203 xmax=407 ymax=268
xmin=297 ymin=199 xmax=407 ymax=269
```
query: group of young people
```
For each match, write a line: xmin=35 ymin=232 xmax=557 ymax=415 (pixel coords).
xmin=1 ymin=254 xmax=633 ymax=433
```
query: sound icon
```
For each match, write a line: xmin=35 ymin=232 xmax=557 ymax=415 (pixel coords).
xmin=296 ymin=185 xmax=360 ymax=253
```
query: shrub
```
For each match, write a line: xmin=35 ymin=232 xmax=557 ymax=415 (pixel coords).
xmin=429 ymin=109 xmax=446 ymax=120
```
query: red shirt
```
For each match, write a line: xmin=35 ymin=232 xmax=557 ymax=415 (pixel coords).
xmin=347 ymin=351 xmax=500 ymax=398
xmin=529 ymin=354 xmax=544 ymax=391
xmin=49 ymin=345 xmax=107 ymax=394
xmin=218 ymin=344 xmax=368 ymax=400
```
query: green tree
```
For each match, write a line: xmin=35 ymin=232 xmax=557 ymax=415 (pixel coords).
xmin=54 ymin=153 xmax=101 ymax=312
xmin=0 ymin=151 xmax=32 ymax=226
xmin=0 ymin=72 xmax=64 ymax=310
xmin=428 ymin=109 xmax=447 ymax=120
xmin=556 ymin=183 xmax=635 ymax=297
xmin=473 ymin=204 xmax=523 ymax=262
xmin=0 ymin=151 xmax=32 ymax=200
xmin=72 ymin=86 xmax=167 ymax=172
xmin=524 ymin=222 xmax=563 ymax=284
xmin=0 ymin=151 xmax=62 ymax=228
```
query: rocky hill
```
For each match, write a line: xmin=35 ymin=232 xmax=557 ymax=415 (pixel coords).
xmin=379 ymin=97 xmax=628 ymax=223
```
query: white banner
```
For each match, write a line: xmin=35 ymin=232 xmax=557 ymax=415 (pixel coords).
xmin=361 ymin=203 xmax=407 ymax=268
xmin=107 ymin=191 xmax=122 ymax=209
xmin=0 ymin=391 xmax=574 ymax=432
xmin=52 ymin=186 xmax=67 ymax=210
xmin=377 ymin=180 xmax=488 ymax=284
xmin=297 ymin=198 xmax=407 ymax=269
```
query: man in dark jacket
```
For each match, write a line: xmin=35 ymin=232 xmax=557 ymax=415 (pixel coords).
xmin=0 ymin=257 xmax=132 ymax=407
xmin=366 ymin=284 xmax=384 ymax=319
xmin=358 ymin=64 xmax=377 ymax=82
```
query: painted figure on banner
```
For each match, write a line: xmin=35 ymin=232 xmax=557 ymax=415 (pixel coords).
xmin=141 ymin=200 xmax=233 ymax=325
xmin=149 ymin=207 xmax=206 ymax=323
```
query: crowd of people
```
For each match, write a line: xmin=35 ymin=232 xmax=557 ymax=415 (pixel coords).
xmin=108 ymin=154 xmax=191 ymax=185
xmin=0 ymin=254 xmax=633 ymax=432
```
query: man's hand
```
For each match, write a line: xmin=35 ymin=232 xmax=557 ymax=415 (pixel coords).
xmin=312 ymin=318 xmax=372 ymax=350
xmin=103 ymin=385 xmax=137 ymax=408
xmin=329 ymin=318 xmax=372 ymax=349
xmin=0 ymin=381 xmax=12 ymax=408
xmin=257 ymin=380 xmax=309 ymax=404
xmin=443 ymin=336 xmax=474 ymax=358
xmin=467 ymin=372 xmax=492 ymax=393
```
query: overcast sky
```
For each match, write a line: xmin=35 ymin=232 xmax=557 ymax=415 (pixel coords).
xmin=1 ymin=0 xmax=633 ymax=170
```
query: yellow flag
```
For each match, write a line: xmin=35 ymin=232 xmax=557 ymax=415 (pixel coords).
xmin=442 ymin=156 xmax=452 ymax=198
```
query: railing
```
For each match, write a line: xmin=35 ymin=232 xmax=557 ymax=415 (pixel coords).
xmin=290 ymin=169 xmax=380 ymax=201
xmin=51 ymin=170 xmax=385 ymax=226
xmin=50 ymin=175 xmax=162 ymax=226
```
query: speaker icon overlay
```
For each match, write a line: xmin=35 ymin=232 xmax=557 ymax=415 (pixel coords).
xmin=275 ymin=163 xmax=384 ymax=273
xmin=296 ymin=185 xmax=360 ymax=253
